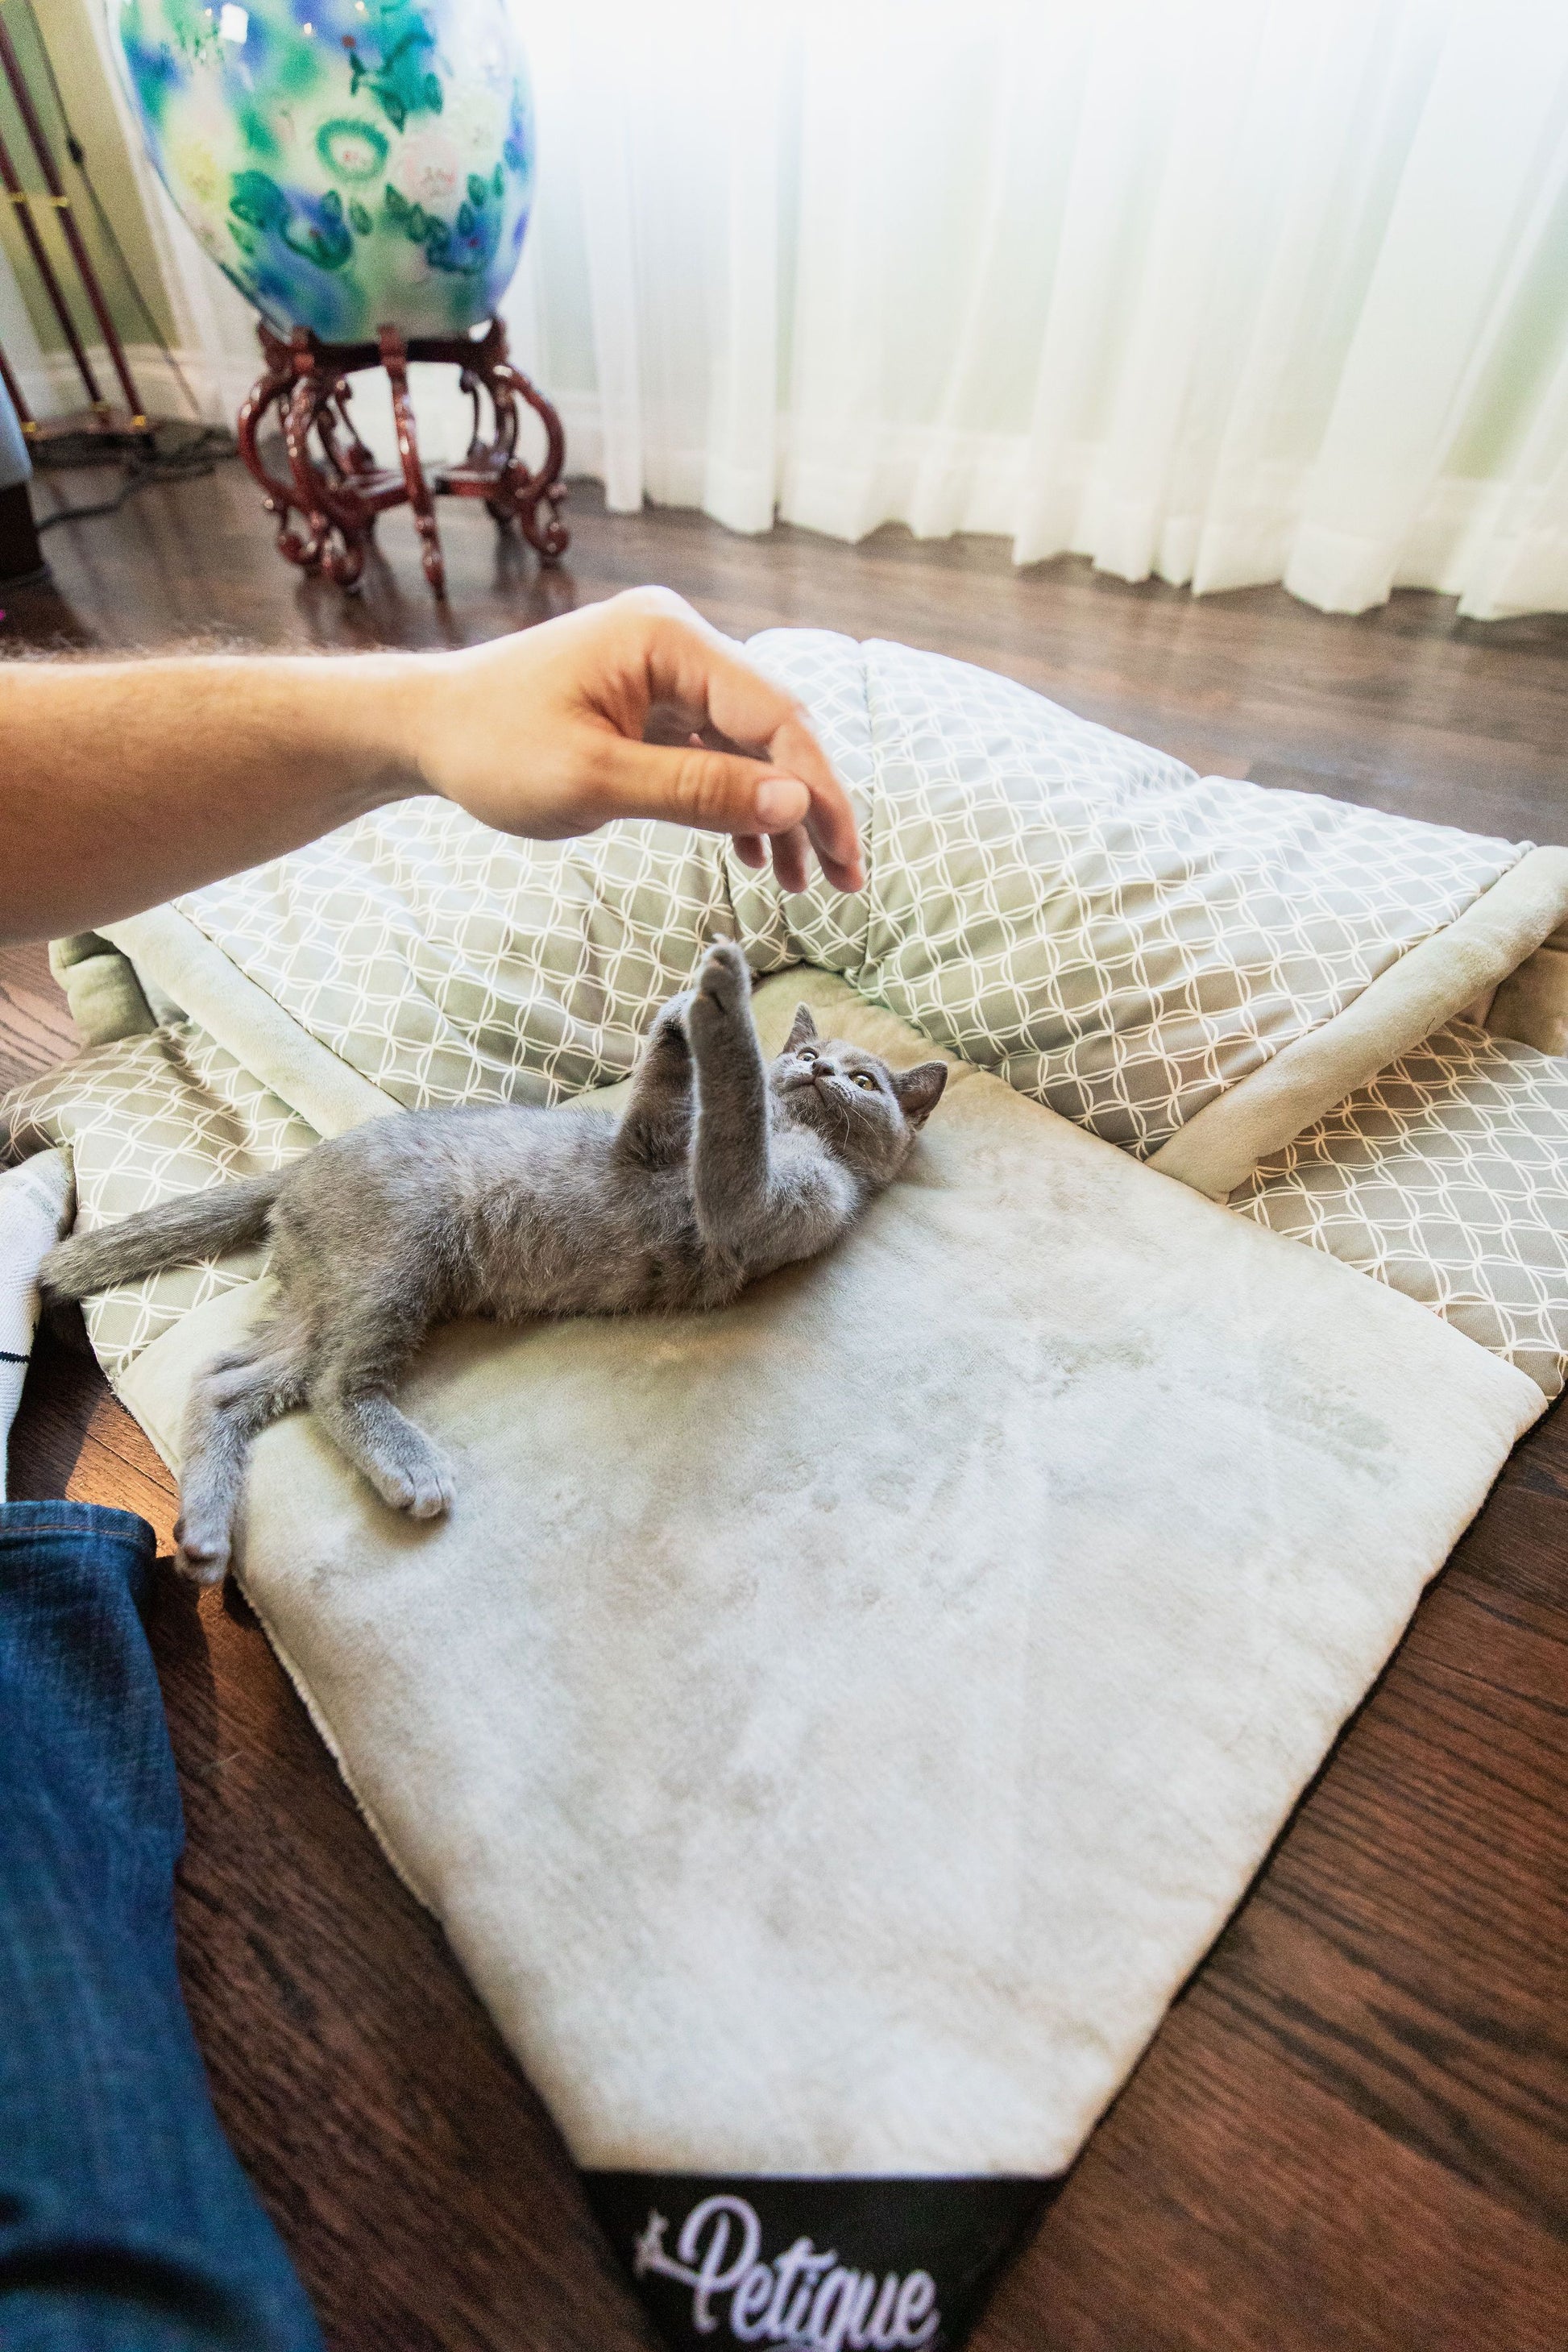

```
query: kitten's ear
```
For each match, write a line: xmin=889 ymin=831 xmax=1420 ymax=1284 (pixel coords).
xmin=892 ymin=1060 xmax=948 ymax=1127
xmin=785 ymin=1004 xmax=819 ymax=1052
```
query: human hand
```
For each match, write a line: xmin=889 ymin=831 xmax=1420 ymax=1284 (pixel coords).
xmin=406 ymin=586 xmax=864 ymax=894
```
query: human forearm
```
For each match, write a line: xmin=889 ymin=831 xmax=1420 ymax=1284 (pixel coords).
xmin=2 ymin=650 xmax=421 ymax=944
xmin=2 ymin=589 xmax=863 ymax=949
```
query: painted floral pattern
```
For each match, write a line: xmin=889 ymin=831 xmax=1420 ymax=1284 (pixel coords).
xmin=108 ymin=0 xmax=533 ymax=338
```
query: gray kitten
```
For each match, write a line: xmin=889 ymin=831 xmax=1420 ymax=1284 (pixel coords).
xmin=43 ymin=943 xmax=947 ymax=1584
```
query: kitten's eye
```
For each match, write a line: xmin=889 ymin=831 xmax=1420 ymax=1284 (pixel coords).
xmin=799 ymin=1048 xmax=817 ymax=1064
xmin=853 ymin=1072 xmax=877 ymax=1090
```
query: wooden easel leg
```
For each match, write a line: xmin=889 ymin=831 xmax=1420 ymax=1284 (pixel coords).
xmin=380 ymin=325 xmax=446 ymax=598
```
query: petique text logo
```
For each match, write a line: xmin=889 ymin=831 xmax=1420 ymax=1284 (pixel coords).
xmin=633 ymin=2193 xmax=940 ymax=2349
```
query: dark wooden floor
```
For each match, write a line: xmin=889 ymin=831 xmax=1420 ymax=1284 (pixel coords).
xmin=3 ymin=466 xmax=1566 ymax=2352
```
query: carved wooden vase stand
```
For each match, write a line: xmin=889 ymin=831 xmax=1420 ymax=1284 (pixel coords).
xmin=237 ymin=317 xmax=568 ymax=598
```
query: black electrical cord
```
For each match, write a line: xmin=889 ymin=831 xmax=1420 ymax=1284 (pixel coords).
xmin=33 ymin=419 xmax=236 ymax=532
xmin=15 ymin=0 xmax=206 ymax=425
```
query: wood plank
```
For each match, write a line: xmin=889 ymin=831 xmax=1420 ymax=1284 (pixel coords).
xmin=996 ymin=2001 xmax=1568 ymax=2352
xmin=0 ymin=937 xmax=78 ymax=1094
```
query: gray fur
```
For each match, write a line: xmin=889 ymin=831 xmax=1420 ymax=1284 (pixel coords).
xmin=41 ymin=944 xmax=947 ymax=1584
xmin=44 ymin=1171 xmax=281 ymax=1297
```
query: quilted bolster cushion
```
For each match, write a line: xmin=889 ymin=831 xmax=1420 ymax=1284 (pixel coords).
xmin=169 ymin=630 xmax=1524 ymax=1159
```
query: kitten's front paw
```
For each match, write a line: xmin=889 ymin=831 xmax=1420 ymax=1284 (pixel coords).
xmin=694 ymin=940 xmax=750 ymax=1020
xmin=649 ymin=992 xmax=695 ymax=1055
xmin=173 ymin=1516 xmax=230 ymax=1588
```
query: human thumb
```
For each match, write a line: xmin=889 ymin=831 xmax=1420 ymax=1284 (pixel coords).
xmin=598 ymin=738 xmax=811 ymax=836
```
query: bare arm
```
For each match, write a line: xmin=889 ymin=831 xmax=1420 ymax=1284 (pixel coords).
xmin=0 ymin=587 xmax=863 ymax=946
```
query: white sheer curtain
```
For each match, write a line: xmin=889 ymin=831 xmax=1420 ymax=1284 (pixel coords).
xmin=78 ymin=0 xmax=1568 ymax=618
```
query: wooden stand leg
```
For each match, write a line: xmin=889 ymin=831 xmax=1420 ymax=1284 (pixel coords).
xmin=380 ymin=325 xmax=446 ymax=598
xmin=496 ymin=360 xmax=570 ymax=560
xmin=284 ymin=330 xmax=380 ymax=587
xmin=237 ymin=323 xmax=313 ymax=571
xmin=460 ymin=319 xmax=569 ymax=562
xmin=283 ymin=371 xmax=364 ymax=588
xmin=317 ymin=380 xmax=378 ymax=492
xmin=240 ymin=324 xmax=380 ymax=587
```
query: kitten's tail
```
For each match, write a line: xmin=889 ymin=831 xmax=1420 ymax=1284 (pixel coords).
xmin=41 ymin=1172 xmax=284 ymax=1301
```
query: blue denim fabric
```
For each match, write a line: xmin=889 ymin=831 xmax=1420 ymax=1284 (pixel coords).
xmin=0 ymin=1501 xmax=324 ymax=2351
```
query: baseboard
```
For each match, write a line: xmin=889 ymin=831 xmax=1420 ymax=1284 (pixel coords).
xmin=10 ymin=339 xmax=255 ymax=432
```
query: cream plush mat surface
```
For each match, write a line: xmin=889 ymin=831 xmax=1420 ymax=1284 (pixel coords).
xmin=114 ymin=975 xmax=1541 ymax=2188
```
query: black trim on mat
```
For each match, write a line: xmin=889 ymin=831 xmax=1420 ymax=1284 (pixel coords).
xmin=581 ymin=2169 xmax=1056 ymax=2351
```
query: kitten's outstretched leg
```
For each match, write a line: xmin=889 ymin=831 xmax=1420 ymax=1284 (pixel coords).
xmin=309 ymin=1293 xmax=452 ymax=1520
xmin=176 ymin=1332 xmax=306 ymax=1585
xmin=685 ymin=942 xmax=775 ymax=1247
xmin=686 ymin=943 xmax=852 ymax=1266
xmin=616 ymin=991 xmax=695 ymax=1170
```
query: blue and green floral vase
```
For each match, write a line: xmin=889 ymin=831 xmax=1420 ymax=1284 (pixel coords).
xmin=107 ymin=0 xmax=534 ymax=340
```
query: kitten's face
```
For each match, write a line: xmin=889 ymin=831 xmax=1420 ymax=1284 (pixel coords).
xmin=769 ymin=1005 xmax=948 ymax=1182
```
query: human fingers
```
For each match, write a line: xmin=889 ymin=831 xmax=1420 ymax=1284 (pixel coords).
xmin=758 ymin=709 xmax=862 ymax=893
xmin=588 ymin=734 xmax=813 ymax=842
xmin=629 ymin=604 xmax=864 ymax=892
xmin=766 ymin=824 xmax=812 ymax=896
xmin=689 ymin=738 xmax=766 ymax=872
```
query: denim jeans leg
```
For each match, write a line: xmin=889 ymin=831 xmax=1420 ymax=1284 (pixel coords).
xmin=0 ymin=1500 xmax=326 ymax=2352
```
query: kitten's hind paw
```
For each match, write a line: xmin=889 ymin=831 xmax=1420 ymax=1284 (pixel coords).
xmin=374 ymin=1457 xmax=454 ymax=1522
xmin=173 ymin=1517 xmax=230 ymax=1587
xmin=694 ymin=940 xmax=751 ymax=1018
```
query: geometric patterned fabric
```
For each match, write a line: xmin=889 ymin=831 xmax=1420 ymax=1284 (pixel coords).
xmin=1230 ymin=1019 xmax=1568 ymax=1398
xmin=176 ymin=800 xmax=736 ymax=1113
xmin=741 ymin=635 xmax=1527 ymax=1153
xmin=2 ymin=1021 xmax=315 ymax=1379
xmin=175 ymin=629 xmax=1525 ymax=1158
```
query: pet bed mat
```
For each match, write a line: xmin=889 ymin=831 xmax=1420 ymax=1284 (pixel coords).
xmin=7 ymin=630 xmax=1568 ymax=2350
